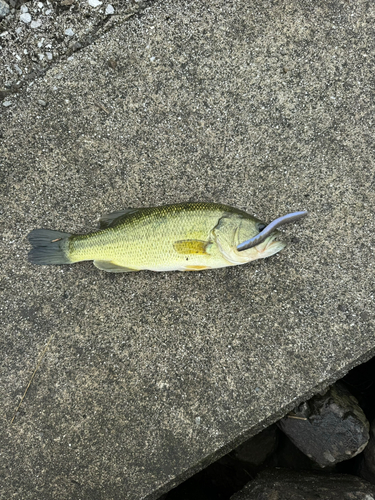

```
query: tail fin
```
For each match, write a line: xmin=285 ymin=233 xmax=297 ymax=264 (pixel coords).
xmin=27 ymin=229 xmax=72 ymax=265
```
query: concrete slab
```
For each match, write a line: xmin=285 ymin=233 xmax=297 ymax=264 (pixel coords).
xmin=1 ymin=0 xmax=374 ymax=499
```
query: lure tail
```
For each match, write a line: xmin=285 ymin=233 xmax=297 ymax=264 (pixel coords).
xmin=27 ymin=229 xmax=72 ymax=265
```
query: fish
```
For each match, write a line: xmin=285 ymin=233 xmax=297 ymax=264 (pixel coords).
xmin=27 ymin=202 xmax=304 ymax=273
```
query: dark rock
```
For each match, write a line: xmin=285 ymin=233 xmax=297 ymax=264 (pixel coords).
xmin=230 ymin=468 xmax=375 ymax=500
xmin=270 ymin=429 xmax=322 ymax=472
xmin=232 ymin=425 xmax=278 ymax=466
xmin=360 ymin=419 xmax=375 ymax=484
xmin=165 ymin=455 xmax=255 ymax=500
xmin=278 ymin=383 xmax=370 ymax=467
xmin=341 ymin=356 xmax=375 ymax=421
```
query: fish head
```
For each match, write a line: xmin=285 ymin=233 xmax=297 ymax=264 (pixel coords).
xmin=214 ymin=214 xmax=286 ymax=264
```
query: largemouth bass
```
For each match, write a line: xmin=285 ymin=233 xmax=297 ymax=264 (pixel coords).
xmin=27 ymin=202 xmax=288 ymax=273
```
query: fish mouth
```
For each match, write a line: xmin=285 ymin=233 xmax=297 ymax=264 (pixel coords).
xmin=257 ymin=233 xmax=286 ymax=257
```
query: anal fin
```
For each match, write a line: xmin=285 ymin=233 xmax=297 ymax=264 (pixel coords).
xmin=183 ymin=265 xmax=210 ymax=271
xmin=93 ymin=260 xmax=139 ymax=273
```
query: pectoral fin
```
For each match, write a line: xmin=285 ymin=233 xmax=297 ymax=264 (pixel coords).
xmin=173 ymin=240 xmax=210 ymax=255
xmin=93 ymin=260 xmax=139 ymax=273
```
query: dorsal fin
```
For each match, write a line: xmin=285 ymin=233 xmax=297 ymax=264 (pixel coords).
xmin=98 ymin=208 xmax=141 ymax=229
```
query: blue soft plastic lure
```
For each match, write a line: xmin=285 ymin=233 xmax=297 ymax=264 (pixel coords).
xmin=237 ymin=211 xmax=308 ymax=252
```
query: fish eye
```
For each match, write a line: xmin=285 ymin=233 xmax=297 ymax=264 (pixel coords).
xmin=258 ymin=224 xmax=266 ymax=233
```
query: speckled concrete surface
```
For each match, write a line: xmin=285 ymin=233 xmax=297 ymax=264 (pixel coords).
xmin=1 ymin=1 xmax=374 ymax=499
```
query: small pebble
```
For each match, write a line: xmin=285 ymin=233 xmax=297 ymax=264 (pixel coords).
xmin=65 ymin=28 xmax=74 ymax=36
xmin=30 ymin=19 xmax=42 ymax=28
xmin=105 ymin=4 xmax=114 ymax=14
xmin=107 ymin=58 xmax=117 ymax=69
xmin=0 ymin=89 xmax=11 ymax=99
xmin=37 ymin=1 xmax=43 ymax=7
xmin=20 ymin=4 xmax=28 ymax=13
xmin=88 ymin=0 xmax=102 ymax=7
xmin=3 ymin=101 xmax=12 ymax=107
xmin=45 ymin=8 xmax=52 ymax=15
xmin=20 ymin=12 xmax=31 ymax=23
xmin=0 ymin=0 xmax=10 ymax=18
xmin=38 ymin=99 xmax=47 ymax=106
xmin=46 ymin=52 xmax=53 ymax=60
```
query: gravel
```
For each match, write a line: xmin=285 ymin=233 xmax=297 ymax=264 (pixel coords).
xmin=19 ymin=12 xmax=31 ymax=23
xmin=0 ymin=0 xmax=10 ymax=18
xmin=30 ymin=19 xmax=41 ymax=28
xmin=88 ymin=0 xmax=102 ymax=7
xmin=105 ymin=3 xmax=114 ymax=15
xmin=0 ymin=0 xmax=152 ymax=95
